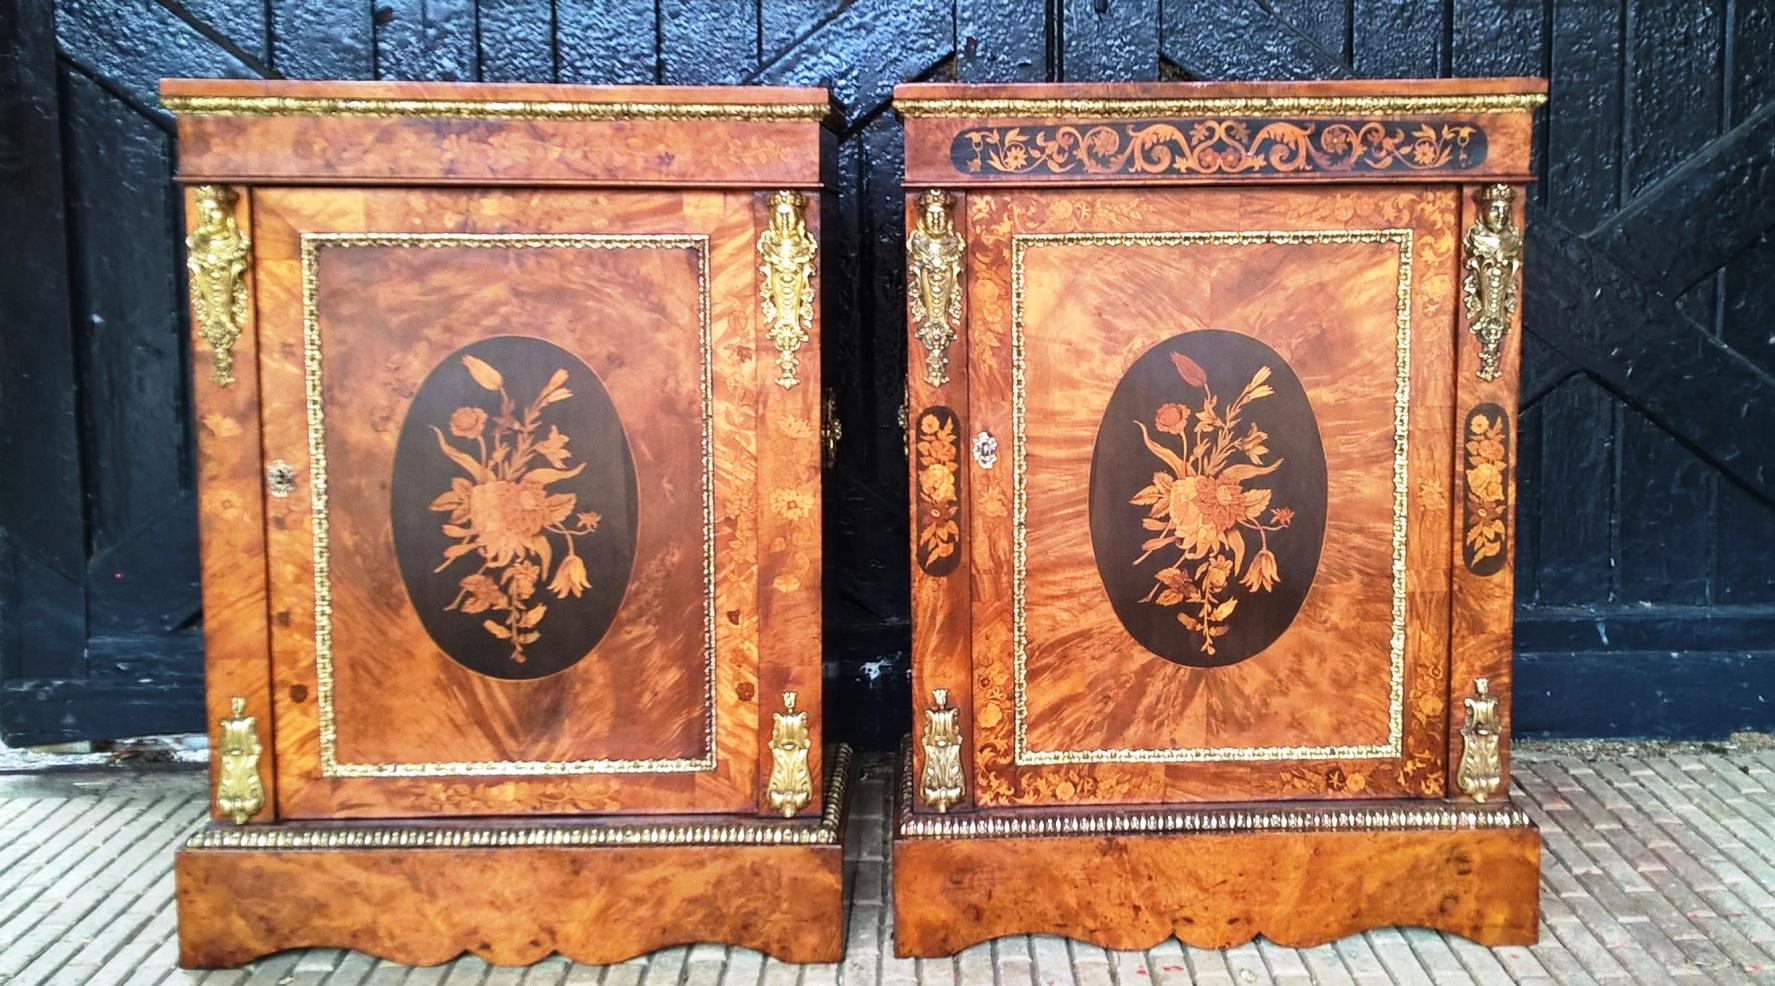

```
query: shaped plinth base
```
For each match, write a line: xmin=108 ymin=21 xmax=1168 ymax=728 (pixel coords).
xmin=176 ymin=747 xmax=853 ymax=968
xmin=891 ymin=744 xmax=1538 ymax=956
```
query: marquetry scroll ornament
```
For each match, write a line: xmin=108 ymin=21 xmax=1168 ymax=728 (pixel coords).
xmin=971 ymin=430 xmax=998 ymax=470
xmin=907 ymin=189 xmax=965 ymax=387
xmin=919 ymin=689 xmax=965 ymax=813
xmin=1462 ymin=184 xmax=1523 ymax=382
xmin=265 ymin=459 xmax=297 ymax=498
xmin=757 ymin=190 xmax=817 ymax=389
xmin=1456 ymin=677 xmax=1503 ymax=802
xmin=186 ymin=185 xmax=251 ymax=387
xmin=914 ymin=408 xmax=962 ymax=575
xmin=954 ymin=118 xmax=1484 ymax=178
xmin=767 ymin=690 xmax=813 ymax=817
xmin=216 ymin=696 xmax=264 ymax=825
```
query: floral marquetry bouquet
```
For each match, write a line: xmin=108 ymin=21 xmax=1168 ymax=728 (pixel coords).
xmin=1129 ymin=352 xmax=1294 ymax=656
xmin=428 ymin=354 xmax=602 ymax=664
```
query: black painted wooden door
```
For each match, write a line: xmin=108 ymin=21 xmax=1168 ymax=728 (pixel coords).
xmin=3 ymin=0 xmax=1773 ymax=745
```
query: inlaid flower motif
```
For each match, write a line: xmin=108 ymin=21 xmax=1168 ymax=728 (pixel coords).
xmin=449 ymin=406 xmax=488 ymax=439
xmin=1128 ymin=352 xmax=1293 ymax=656
xmin=770 ymin=488 xmax=816 ymax=521
xmin=1463 ymin=410 xmax=1508 ymax=566
xmin=428 ymin=356 xmax=601 ymax=664
xmin=915 ymin=410 xmax=962 ymax=570
xmin=1154 ymin=402 xmax=1190 ymax=435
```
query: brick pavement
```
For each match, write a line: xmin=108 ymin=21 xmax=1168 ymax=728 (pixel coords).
xmin=1 ymin=740 xmax=1772 ymax=985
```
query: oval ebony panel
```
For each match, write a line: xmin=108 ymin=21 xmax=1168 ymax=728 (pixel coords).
xmin=1088 ymin=329 xmax=1327 ymax=668
xmin=391 ymin=336 xmax=637 ymax=681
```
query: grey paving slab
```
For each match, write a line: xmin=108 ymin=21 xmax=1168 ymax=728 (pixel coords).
xmin=5 ymin=740 xmax=1775 ymax=984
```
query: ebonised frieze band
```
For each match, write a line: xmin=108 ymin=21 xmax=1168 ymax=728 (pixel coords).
xmin=952 ymin=119 xmax=1487 ymax=178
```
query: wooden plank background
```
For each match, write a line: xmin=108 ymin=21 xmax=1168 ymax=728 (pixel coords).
xmin=2 ymin=0 xmax=1772 ymax=746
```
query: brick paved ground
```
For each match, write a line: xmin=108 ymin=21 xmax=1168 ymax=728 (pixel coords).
xmin=1 ymin=740 xmax=1773 ymax=985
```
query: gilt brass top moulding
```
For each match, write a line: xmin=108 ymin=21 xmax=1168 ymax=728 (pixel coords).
xmin=160 ymin=79 xmax=836 ymax=188
xmin=895 ymin=78 xmax=1546 ymax=186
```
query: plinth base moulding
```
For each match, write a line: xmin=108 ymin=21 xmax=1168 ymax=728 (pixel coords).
xmin=890 ymin=746 xmax=1539 ymax=956
xmin=176 ymin=747 xmax=854 ymax=967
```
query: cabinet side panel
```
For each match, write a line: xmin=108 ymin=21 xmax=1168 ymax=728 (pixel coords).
xmin=906 ymin=190 xmax=975 ymax=813
xmin=708 ymin=191 xmax=764 ymax=812
xmin=752 ymin=192 xmax=824 ymax=816
xmin=1400 ymin=187 xmax=1459 ymax=798
xmin=185 ymin=185 xmax=277 ymax=823
xmin=963 ymin=191 xmax=1022 ymax=806
xmin=1449 ymin=184 xmax=1526 ymax=797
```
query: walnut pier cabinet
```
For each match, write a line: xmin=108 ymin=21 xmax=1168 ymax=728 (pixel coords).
xmin=893 ymin=79 xmax=1547 ymax=954
xmin=164 ymin=79 xmax=848 ymax=968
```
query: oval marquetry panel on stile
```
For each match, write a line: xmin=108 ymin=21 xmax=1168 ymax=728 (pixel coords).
xmin=391 ymin=335 xmax=638 ymax=681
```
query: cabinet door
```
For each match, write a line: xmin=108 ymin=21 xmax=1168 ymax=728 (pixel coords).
xmin=252 ymin=187 xmax=815 ymax=819
xmin=964 ymin=185 xmax=1456 ymax=807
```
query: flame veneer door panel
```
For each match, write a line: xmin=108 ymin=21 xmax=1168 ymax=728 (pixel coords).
xmin=959 ymin=185 xmax=1459 ymax=807
xmin=251 ymin=186 xmax=766 ymax=819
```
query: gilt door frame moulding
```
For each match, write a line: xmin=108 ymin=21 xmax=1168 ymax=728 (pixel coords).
xmin=1008 ymin=227 xmax=1413 ymax=766
xmin=298 ymin=231 xmax=719 ymax=779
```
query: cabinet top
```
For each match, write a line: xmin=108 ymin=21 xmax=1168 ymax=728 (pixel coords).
xmin=161 ymin=79 xmax=836 ymax=122
xmin=161 ymin=79 xmax=835 ymax=189
xmin=894 ymin=78 xmax=1546 ymax=187
xmin=894 ymin=78 xmax=1546 ymax=116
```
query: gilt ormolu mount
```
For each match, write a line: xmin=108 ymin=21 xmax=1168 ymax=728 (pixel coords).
xmin=164 ymin=78 xmax=848 ymax=967
xmin=894 ymin=78 xmax=1545 ymax=955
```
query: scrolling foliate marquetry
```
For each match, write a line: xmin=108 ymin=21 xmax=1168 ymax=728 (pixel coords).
xmin=215 ymin=697 xmax=264 ymax=825
xmin=757 ymin=191 xmax=817 ymax=389
xmin=908 ymin=190 xmax=965 ymax=387
xmin=953 ymin=119 xmax=1486 ymax=179
xmin=186 ymin=185 xmax=251 ymax=387
xmin=1462 ymin=184 xmax=1523 ymax=382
